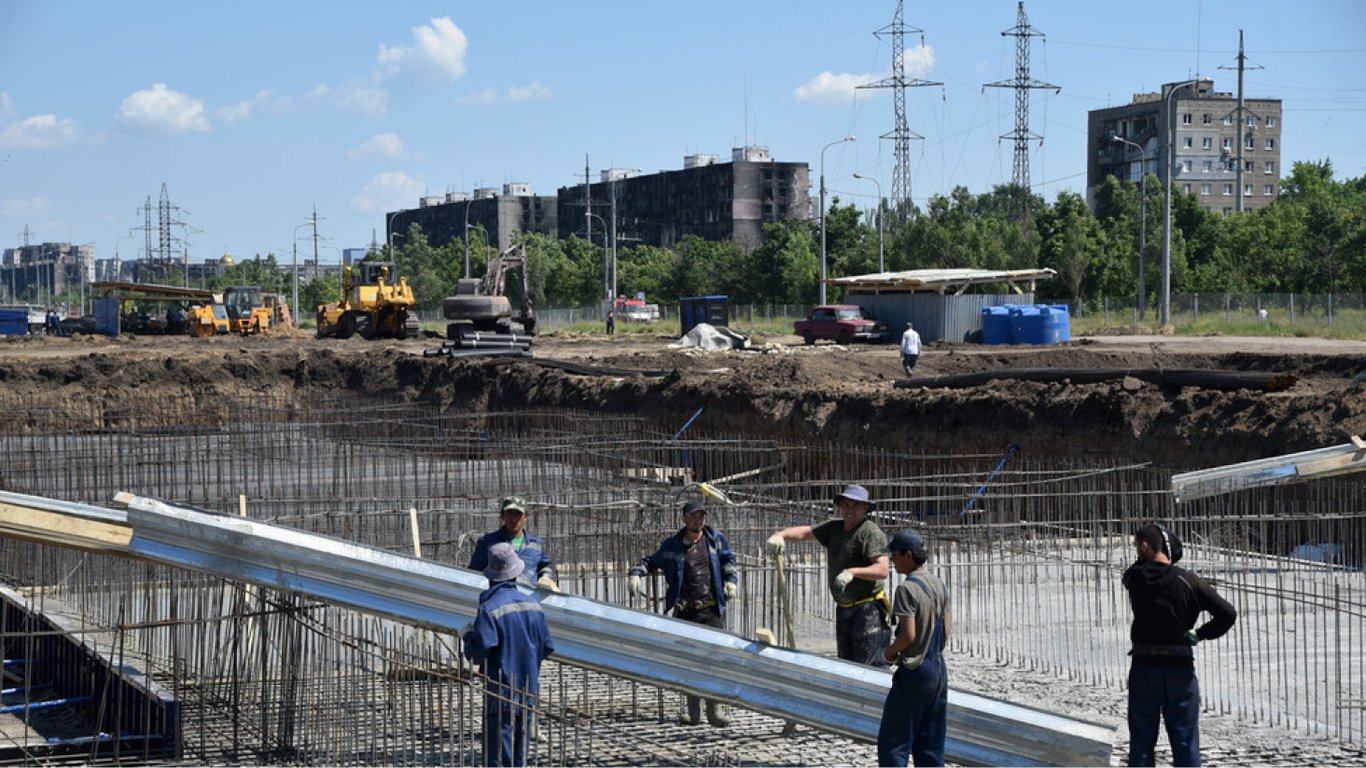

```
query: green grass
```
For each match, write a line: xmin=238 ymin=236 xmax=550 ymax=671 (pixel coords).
xmin=1072 ymin=311 xmax=1366 ymax=340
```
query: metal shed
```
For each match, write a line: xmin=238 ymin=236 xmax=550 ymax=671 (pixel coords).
xmin=828 ymin=268 xmax=1057 ymax=343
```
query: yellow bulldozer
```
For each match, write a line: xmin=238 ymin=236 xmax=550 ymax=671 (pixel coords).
xmin=316 ymin=261 xmax=419 ymax=339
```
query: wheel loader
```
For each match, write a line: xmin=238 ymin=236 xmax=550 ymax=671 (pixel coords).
xmin=442 ymin=242 xmax=536 ymax=338
xmin=316 ymin=261 xmax=419 ymax=339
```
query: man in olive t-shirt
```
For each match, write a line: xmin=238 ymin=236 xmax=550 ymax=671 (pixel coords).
xmin=767 ymin=484 xmax=891 ymax=666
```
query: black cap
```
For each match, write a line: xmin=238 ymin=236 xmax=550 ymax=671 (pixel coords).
xmin=681 ymin=499 xmax=706 ymax=515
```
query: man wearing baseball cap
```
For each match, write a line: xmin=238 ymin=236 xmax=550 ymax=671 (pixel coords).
xmin=469 ymin=496 xmax=560 ymax=592
xmin=767 ymin=484 xmax=891 ymax=667
xmin=628 ymin=498 xmax=739 ymax=726
xmin=463 ymin=542 xmax=555 ymax=766
xmin=878 ymin=529 xmax=951 ymax=767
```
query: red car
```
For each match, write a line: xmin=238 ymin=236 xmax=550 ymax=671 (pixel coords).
xmin=794 ymin=305 xmax=889 ymax=345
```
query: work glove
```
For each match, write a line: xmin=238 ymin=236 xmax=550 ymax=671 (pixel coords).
xmin=628 ymin=574 xmax=644 ymax=598
xmin=536 ymin=575 xmax=560 ymax=593
xmin=724 ymin=582 xmax=737 ymax=600
xmin=1184 ymin=630 xmax=1200 ymax=646
xmin=766 ymin=534 xmax=786 ymax=556
xmin=834 ymin=569 xmax=855 ymax=592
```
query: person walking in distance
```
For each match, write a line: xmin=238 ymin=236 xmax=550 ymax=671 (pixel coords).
xmin=469 ymin=496 xmax=560 ymax=592
xmin=463 ymin=543 xmax=555 ymax=767
xmin=900 ymin=322 xmax=921 ymax=376
xmin=606 ymin=307 xmax=616 ymax=335
xmin=628 ymin=498 xmax=739 ymax=726
xmin=766 ymin=484 xmax=891 ymax=667
xmin=878 ymin=529 xmax=951 ymax=767
xmin=1124 ymin=524 xmax=1237 ymax=767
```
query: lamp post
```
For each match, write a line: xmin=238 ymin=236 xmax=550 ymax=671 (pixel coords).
xmin=851 ymin=172 xmax=884 ymax=273
xmin=386 ymin=210 xmax=403 ymax=256
xmin=1162 ymin=79 xmax=1199 ymax=326
xmin=587 ymin=212 xmax=611 ymax=304
xmin=462 ymin=200 xmax=472 ymax=279
xmin=1112 ymin=135 xmax=1147 ymax=319
xmin=292 ymin=222 xmax=311 ymax=325
xmin=819 ymin=135 xmax=855 ymax=305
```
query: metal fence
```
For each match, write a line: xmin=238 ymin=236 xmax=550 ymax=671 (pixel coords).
xmin=1084 ymin=292 xmax=1366 ymax=335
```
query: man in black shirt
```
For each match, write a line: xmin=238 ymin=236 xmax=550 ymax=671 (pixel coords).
xmin=1123 ymin=524 xmax=1237 ymax=767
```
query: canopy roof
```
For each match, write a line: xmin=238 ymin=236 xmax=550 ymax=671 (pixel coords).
xmin=829 ymin=267 xmax=1056 ymax=296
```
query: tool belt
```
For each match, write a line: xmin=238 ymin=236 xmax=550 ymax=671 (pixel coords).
xmin=675 ymin=597 xmax=717 ymax=612
xmin=837 ymin=590 xmax=890 ymax=615
xmin=1129 ymin=643 xmax=1193 ymax=658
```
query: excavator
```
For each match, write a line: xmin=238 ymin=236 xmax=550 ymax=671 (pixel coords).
xmin=441 ymin=242 xmax=536 ymax=338
xmin=316 ymin=261 xmax=419 ymax=340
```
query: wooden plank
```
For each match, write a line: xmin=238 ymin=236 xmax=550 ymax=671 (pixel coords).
xmin=0 ymin=501 xmax=132 ymax=553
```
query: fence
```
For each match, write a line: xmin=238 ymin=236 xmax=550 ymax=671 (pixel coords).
xmin=1083 ymin=292 xmax=1366 ymax=336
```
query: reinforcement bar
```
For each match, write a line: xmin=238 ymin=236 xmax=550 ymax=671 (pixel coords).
xmin=0 ymin=490 xmax=1114 ymax=766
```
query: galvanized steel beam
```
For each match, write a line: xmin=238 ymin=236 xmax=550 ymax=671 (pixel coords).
xmin=0 ymin=491 xmax=1114 ymax=765
xmin=1172 ymin=440 xmax=1366 ymax=502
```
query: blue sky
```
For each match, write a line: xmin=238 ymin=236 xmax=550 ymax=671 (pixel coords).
xmin=2 ymin=1 xmax=1363 ymax=266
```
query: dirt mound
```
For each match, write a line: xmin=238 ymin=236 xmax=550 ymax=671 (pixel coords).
xmin=1 ymin=333 xmax=1364 ymax=470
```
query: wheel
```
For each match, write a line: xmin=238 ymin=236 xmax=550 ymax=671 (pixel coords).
xmin=803 ymin=332 xmax=815 ymax=346
xmin=337 ymin=313 xmax=357 ymax=339
xmin=356 ymin=315 xmax=374 ymax=340
xmin=837 ymin=330 xmax=852 ymax=345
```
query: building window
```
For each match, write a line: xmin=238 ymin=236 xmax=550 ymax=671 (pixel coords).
xmin=1182 ymin=113 xmax=1192 ymax=124
xmin=1223 ymin=184 xmax=1233 ymax=195
xmin=1186 ymin=184 xmax=1194 ymax=194
xmin=1266 ymin=138 xmax=1275 ymax=150
xmin=1245 ymin=184 xmax=1254 ymax=196
xmin=1264 ymin=184 xmax=1275 ymax=196
xmin=1245 ymin=160 xmax=1255 ymax=172
xmin=1223 ymin=114 xmax=1233 ymax=125
xmin=1245 ymin=135 xmax=1256 ymax=149
xmin=1266 ymin=115 xmax=1277 ymax=127
xmin=1246 ymin=115 xmax=1256 ymax=127
xmin=1223 ymin=137 xmax=1234 ymax=151
xmin=1202 ymin=137 xmax=1212 ymax=149
xmin=1202 ymin=113 xmax=1211 ymax=124
xmin=1184 ymin=136 xmax=1193 ymax=148
xmin=1223 ymin=207 xmax=1233 ymax=215
xmin=1264 ymin=161 xmax=1274 ymax=174
xmin=1182 ymin=160 xmax=1192 ymax=173
xmin=1226 ymin=160 xmax=1237 ymax=171
xmin=1202 ymin=160 xmax=1212 ymax=173
xmin=1200 ymin=183 xmax=1211 ymax=196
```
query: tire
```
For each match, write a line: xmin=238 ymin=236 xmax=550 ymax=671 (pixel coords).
xmin=837 ymin=330 xmax=852 ymax=345
xmin=337 ymin=313 xmax=357 ymax=340
xmin=356 ymin=315 xmax=374 ymax=340
xmin=803 ymin=332 xmax=815 ymax=346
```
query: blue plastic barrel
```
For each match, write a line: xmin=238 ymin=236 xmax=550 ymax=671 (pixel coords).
xmin=1010 ymin=306 xmax=1044 ymax=344
xmin=981 ymin=306 xmax=1013 ymax=345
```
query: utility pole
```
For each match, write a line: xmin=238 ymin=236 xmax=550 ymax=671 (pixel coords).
xmin=858 ymin=0 xmax=940 ymax=222
xmin=311 ymin=206 xmax=320 ymax=281
xmin=983 ymin=2 xmax=1059 ymax=222
xmin=1220 ymin=30 xmax=1261 ymax=214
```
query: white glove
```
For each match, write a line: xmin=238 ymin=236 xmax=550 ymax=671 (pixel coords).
xmin=724 ymin=582 xmax=737 ymax=600
xmin=628 ymin=574 xmax=644 ymax=597
xmin=834 ymin=569 xmax=855 ymax=592
xmin=536 ymin=575 xmax=560 ymax=593
xmin=766 ymin=534 xmax=786 ymax=556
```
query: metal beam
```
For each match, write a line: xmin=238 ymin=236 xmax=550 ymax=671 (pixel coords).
xmin=0 ymin=491 xmax=1115 ymax=766
xmin=1172 ymin=440 xmax=1366 ymax=502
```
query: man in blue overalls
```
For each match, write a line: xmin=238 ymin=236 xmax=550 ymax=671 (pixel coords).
xmin=878 ymin=529 xmax=951 ymax=767
xmin=628 ymin=498 xmax=738 ymax=726
xmin=463 ymin=542 xmax=555 ymax=767
xmin=470 ymin=496 xmax=559 ymax=592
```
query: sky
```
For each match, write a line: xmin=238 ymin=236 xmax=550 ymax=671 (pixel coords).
xmin=2 ymin=1 xmax=1364 ymax=266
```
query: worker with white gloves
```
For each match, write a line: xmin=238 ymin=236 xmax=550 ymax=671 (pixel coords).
xmin=628 ymin=498 xmax=739 ymax=727
xmin=767 ymin=484 xmax=891 ymax=668
xmin=469 ymin=496 xmax=561 ymax=593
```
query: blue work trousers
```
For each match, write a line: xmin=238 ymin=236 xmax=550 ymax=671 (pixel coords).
xmin=877 ymin=655 xmax=948 ymax=766
xmin=836 ymin=600 xmax=891 ymax=667
xmin=483 ymin=696 xmax=532 ymax=767
xmin=1127 ymin=665 xmax=1201 ymax=767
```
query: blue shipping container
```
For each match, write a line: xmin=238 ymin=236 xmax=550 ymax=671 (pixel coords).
xmin=0 ymin=308 xmax=29 ymax=336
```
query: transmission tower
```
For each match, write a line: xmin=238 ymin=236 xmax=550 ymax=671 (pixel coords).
xmin=157 ymin=183 xmax=183 ymax=265
xmin=858 ymin=0 xmax=940 ymax=221
xmin=983 ymin=2 xmax=1059 ymax=206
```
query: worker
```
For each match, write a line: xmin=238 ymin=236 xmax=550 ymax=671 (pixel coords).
xmin=606 ymin=307 xmax=616 ymax=335
xmin=877 ymin=529 xmax=951 ymax=767
xmin=900 ymin=322 xmax=921 ymax=376
xmin=463 ymin=542 xmax=555 ymax=767
xmin=766 ymin=484 xmax=891 ymax=667
xmin=1123 ymin=524 xmax=1237 ymax=767
xmin=470 ymin=496 xmax=560 ymax=592
xmin=628 ymin=498 xmax=738 ymax=726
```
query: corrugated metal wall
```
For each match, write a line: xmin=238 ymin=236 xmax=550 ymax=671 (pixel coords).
xmin=847 ymin=292 xmax=1036 ymax=343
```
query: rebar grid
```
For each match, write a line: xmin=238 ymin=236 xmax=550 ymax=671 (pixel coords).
xmin=0 ymin=395 xmax=1362 ymax=763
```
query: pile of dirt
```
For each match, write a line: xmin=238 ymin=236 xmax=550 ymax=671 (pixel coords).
xmin=1 ymin=332 xmax=1365 ymax=469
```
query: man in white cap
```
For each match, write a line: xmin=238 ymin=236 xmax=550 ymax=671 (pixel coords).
xmin=463 ymin=542 xmax=555 ymax=767
xmin=628 ymin=498 xmax=739 ymax=726
xmin=878 ymin=529 xmax=951 ymax=767
xmin=470 ymin=496 xmax=560 ymax=592
xmin=767 ymin=484 xmax=891 ymax=666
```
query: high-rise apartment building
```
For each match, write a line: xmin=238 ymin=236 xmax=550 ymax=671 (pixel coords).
xmin=1087 ymin=79 xmax=1282 ymax=215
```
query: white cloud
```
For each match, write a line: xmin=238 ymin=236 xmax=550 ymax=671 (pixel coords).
xmin=334 ymin=84 xmax=389 ymax=118
xmin=217 ymin=89 xmax=291 ymax=123
xmin=0 ymin=92 xmax=15 ymax=121
xmin=348 ymin=133 xmax=404 ymax=159
xmin=794 ymin=45 xmax=936 ymax=105
xmin=454 ymin=81 xmax=552 ymax=106
xmin=378 ymin=17 xmax=469 ymax=81
xmin=351 ymin=171 xmax=424 ymax=212
xmin=0 ymin=114 xmax=79 ymax=148
xmin=2 ymin=196 xmax=48 ymax=216
xmin=116 ymin=83 xmax=210 ymax=134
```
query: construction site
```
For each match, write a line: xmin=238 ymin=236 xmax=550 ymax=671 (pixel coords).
xmin=0 ymin=330 xmax=1365 ymax=766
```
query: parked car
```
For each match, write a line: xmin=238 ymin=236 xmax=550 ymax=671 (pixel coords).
xmin=793 ymin=305 xmax=888 ymax=345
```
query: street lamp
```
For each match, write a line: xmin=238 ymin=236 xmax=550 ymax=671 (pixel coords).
xmin=1112 ymin=135 xmax=1147 ymax=320
xmin=851 ymin=172 xmax=884 ymax=273
xmin=292 ymin=221 xmax=311 ymax=325
xmin=819 ymin=135 xmax=855 ymax=305
xmin=386 ymin=210 xmax=403 ymax=256
xmin=462 ymin=200 xmax=472 ymax=279
xmin=586 ymin=212 xmax=611 ymax=304
xmin=1162 ymin=79 xmax=1199 ymax=326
